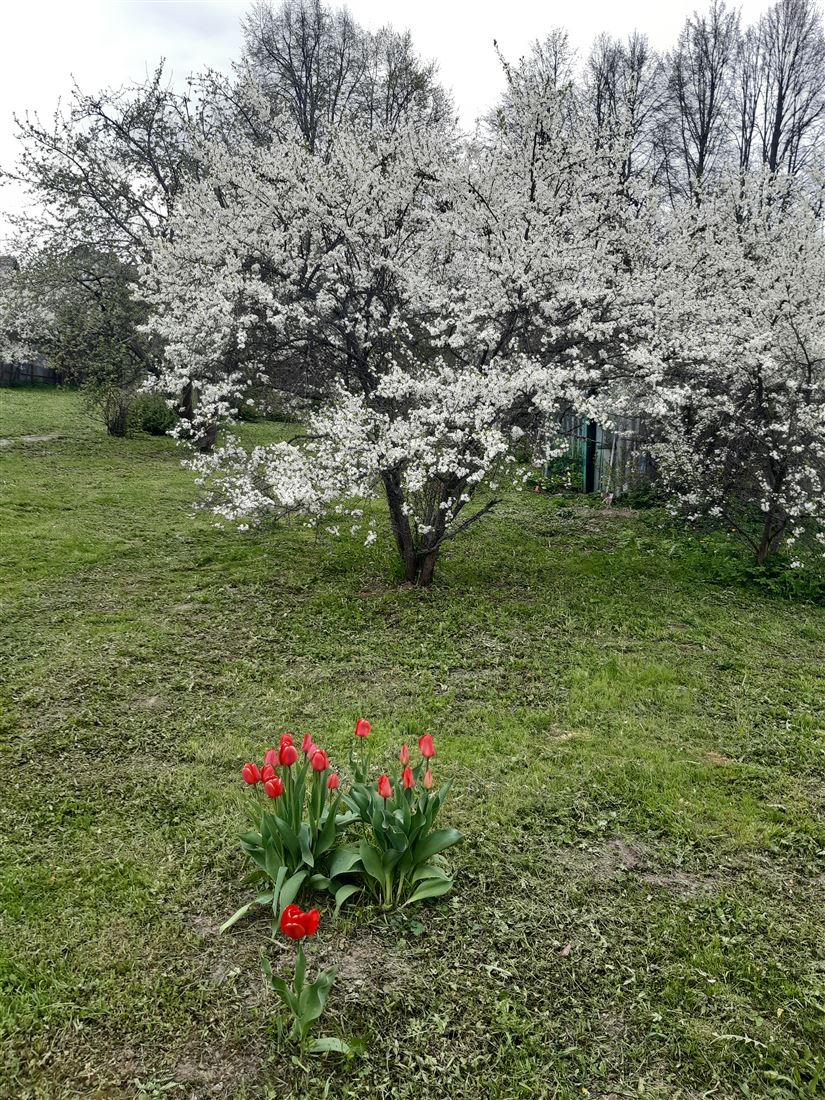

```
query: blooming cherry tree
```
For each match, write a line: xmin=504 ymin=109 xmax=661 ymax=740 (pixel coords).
xmin=144 ymin=61 xmax=654 ymax=584
xmin=636 ymin=171 xmax=825 ymax=564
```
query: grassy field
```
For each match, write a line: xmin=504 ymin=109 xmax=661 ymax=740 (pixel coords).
xmin=1 ymin=387 xmax=824 ymax=1100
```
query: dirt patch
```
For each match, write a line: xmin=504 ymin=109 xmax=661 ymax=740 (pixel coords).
xmin=703 ymin=750 xmax=737 ymax=766
xmin=639 ymin=870 xmax=718 ymax=898
xmin=560 ymin=837 xmax=719 ymax=899
xmin=135 ymin=694 xmax=163 ymax=709
xmin=0 ymin=432 xmax=60 ymax=447
xmin=596 ymin=836 xmax=650 ymax=877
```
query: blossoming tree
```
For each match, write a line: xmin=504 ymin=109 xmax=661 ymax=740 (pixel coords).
xmin=635 ymin=171 xmax=825 ymax=563
xmin=144 ymin=59 xmax=654 ymax=585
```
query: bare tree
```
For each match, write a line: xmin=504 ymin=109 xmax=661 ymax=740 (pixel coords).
xmin=584 ymin=32 xmax=666 ymax=185
xmin=241 ymin=0 xmax=451 ymax=153
xmin=663 ymin=1 xmax=740 ymax=201
xmin=756 ymin=0 xmax=825 ymax=173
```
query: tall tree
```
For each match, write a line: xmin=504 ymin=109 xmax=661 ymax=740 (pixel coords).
xmin=241 ymin=0 xmax=451 ymax=154
xmin=663 ymin=1 xmax=740 ymax=200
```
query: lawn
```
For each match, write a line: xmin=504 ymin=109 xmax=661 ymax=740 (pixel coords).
xmin=1 ymin=387 xmax=824 ymax=1100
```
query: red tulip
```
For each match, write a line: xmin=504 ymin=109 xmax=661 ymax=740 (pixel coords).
xmin=241 ymin=762 xmax=260 ymax=785
xmin=311 ymin=748 xmax=328 ymax=772
xmin=418 ymin=733 xmax=435 ymax=759
xmin=279 ymin=743 xmax=298 ymax=767
xmin=423 ymin=768 xmax=433 ymax=790
xmin=264 ymin=777 xmax=284 ymax=799
xmin=279 ymin=903 xmax=320 ymax=940
xmin=301 ymin=732 xmax=313 ymax=754
xmin=401 ymin=765 xmax=414 ymax=790
xmin=280 ymin=903 xmax=306 ymax=941
xmin=263 ymin=748 xmax=278 ymax=767
xmin=261 ymin=763 xmax=276 ymax=783
xmin=327 ymin=773 xmax=340 ymax=791
xmin=399 ymin=744 xmax=409 ymax=765
xmin=307 ymin=742 xmax=319 ymax=760
xmin=354 ymin=718 xmax=371 ymax=739
xmin=377 ymin=773 xmax=392 ymax=800
xmin=279 ymin=733 xmax=294 ymax=749
xmin=301 ymin=908 xmax=320 ymax=936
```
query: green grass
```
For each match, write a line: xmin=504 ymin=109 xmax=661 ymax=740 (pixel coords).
xmin=1 ymin=388 xmax=824 ymax=1100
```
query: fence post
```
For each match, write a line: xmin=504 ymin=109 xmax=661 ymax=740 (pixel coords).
xmin=584 ymin=419 xmax=597 ymax=494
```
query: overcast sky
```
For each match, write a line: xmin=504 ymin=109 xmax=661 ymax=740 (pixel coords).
xmin=0 ymin=0 xmax=774 ymax=243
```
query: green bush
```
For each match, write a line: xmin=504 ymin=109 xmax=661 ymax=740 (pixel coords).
xmin=132 ymin=393 xmax=177 ymax=435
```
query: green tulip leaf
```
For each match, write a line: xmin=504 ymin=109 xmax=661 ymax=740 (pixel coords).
xmin=219 ymin=901 xmax=253 ymax=933
xmin=277 ymin=869 xmax=307 ymax=914
xmin=413 ymin=827 xmax=462 ymax=865
xmin=334 ymin=883 xmax=361 ymax=914
xmin=328 ymin=845 xmax=362 ymax=879
xmin=309 ymin=1036 xmax=353 ymax=1056
xmin=404 ymin=876 xmax=454 ymax=905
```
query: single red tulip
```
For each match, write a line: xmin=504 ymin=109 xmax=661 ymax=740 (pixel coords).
xmin=241 ymin=762 xmax=260 ymax=785
xmin=279 ymin=743 xmax=298 ymax=767
xmin=301 ymin=732 xmax=313 ymax=754
xmin=264 ymin=777 xmax=284 ymax=799
xmin=263 ymin=748 xmax=278 ymax=767
xmin=423 ymin=768 xmax=433 ymax=790
xmin=280 ymin=903 xmax=305 ymax=941
xmin=418 ymin=733 xmax=435 ymax=759
xmin=399 ymin=744 xmax=409 ymax=765
xmin=311 ymin=749 xmax=328 ymax=772
xmin=354 ymin=718 xmax=371 ymax=739
xmin=279 ymin=733 xmax=294 ymax=749
xmin=261 ymin=763 xmax=276 ymax=783
xmin=301 ymin=908 xmax=320 ymax=936
xmin=377 ymin=773 xmax=392 ymax=800
xmin=327 ymin=773 xmax=340 ymax=791
xmin=401 ymin=765 xmax=414 ymax=789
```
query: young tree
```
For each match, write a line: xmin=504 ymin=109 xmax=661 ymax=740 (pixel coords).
xmin=639 ymin=171 xmax=825 ymax=564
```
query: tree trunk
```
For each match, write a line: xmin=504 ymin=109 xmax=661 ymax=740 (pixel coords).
xmin=179 ymin=381 xmax=217 ymax=453
xmin=381 ymin=472 xmax=418 ymax=584
xmin=417 ymin=550 xmax=439 ymax=587
xmin=755 ymin=511 xmax=777 ymax=565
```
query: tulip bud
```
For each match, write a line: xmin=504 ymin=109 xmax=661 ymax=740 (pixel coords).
xmin=301 ymin=732 xmax=313 ymax=754
xmin=423 ymin=768 xmax=433 ymax=790
xmin=263 ymin=748 xmax=278 ymax=768
xmin=354 ymin=718 xmax=371 ymax=739
xmin=327 ymin=773 xmax=340 ymax=791
xmin=279 ymin=744 xmax=298 ymax=767
xmin=264 ymin=777 xmax=284 ymax=798
xmin=241 ymin=762 xmax=260 ymax=785
xmin=377 ymin=773 xmax=392 ymax=800
xmin=418 ymin=733 xmax=435 ymax=759
xmin=399 ymin=744 xmax=409 ymax=765
xmin=261 ymin=763 xmax=276 ymax=783
xmin=311 ymin=749 xmax=328 ymax=772
xmin=401 ymin=765 xmax=414 ymax=790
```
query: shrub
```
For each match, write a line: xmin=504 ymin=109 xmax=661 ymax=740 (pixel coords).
xmin=132 ymin=393 xmax=177 ymax=435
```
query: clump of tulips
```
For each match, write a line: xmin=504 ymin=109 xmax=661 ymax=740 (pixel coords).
xmin=222 ymin=731 xmax=354 ymax=932
xmin=338 ymin=727 xmax=461 ymax=909
xmin=225 ymin=719 xmax=461 ymax=1048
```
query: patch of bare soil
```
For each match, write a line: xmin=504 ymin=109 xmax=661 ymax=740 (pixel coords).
xmin=561 ymin=836 xmax=720 ymax=899
xmin=0 ymin=432 xmax=60 ymax=447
